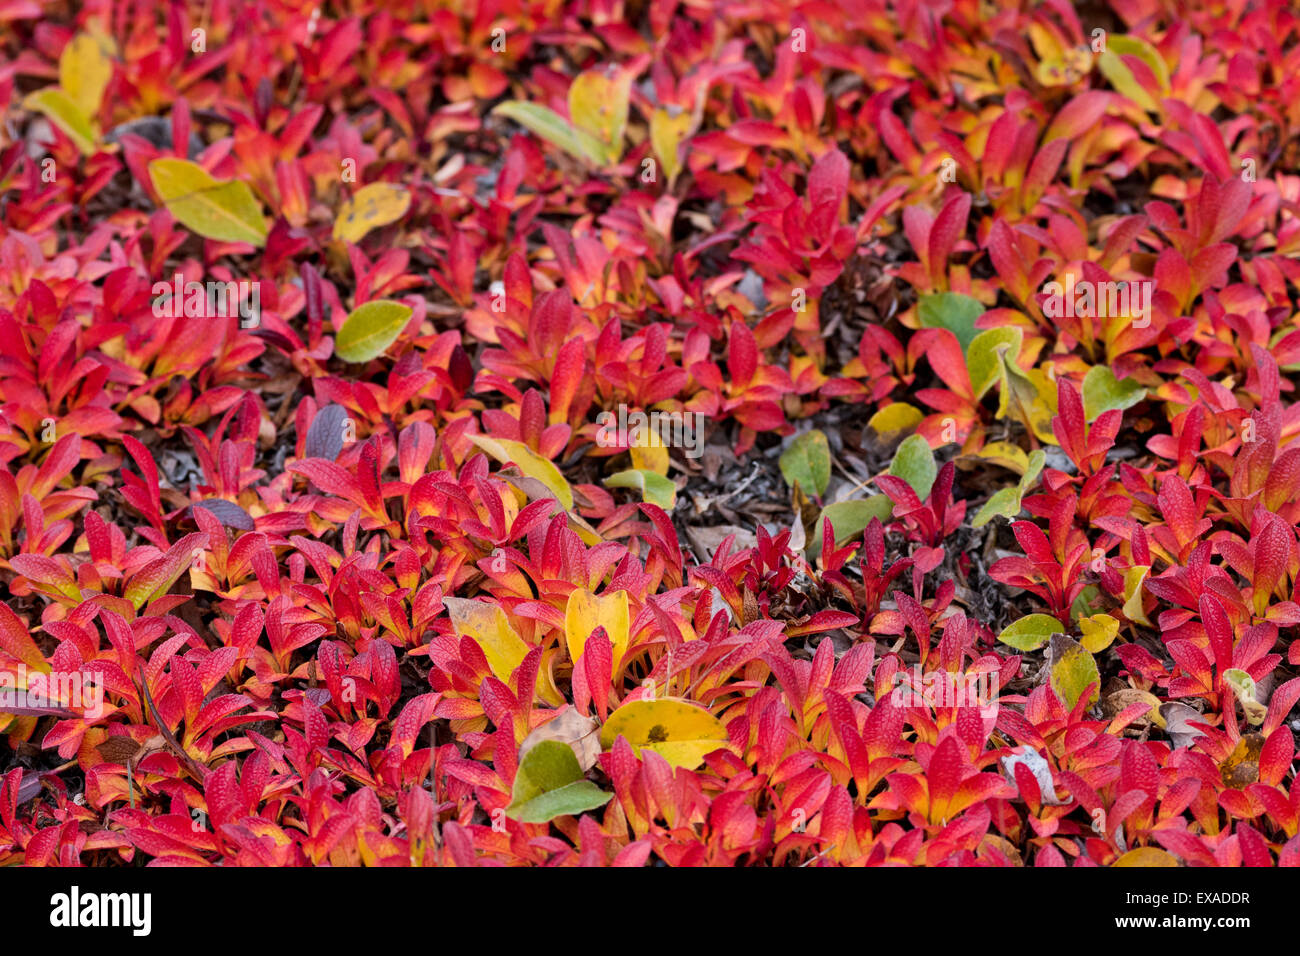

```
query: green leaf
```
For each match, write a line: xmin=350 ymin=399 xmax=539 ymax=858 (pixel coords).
xmin=24 ymin=88 xmax=97 ymax=155
xmin=779 ymin=429 xmax=831 ymax=497
xmin=1082 ymin=365 xmax=1146 ymax=421
xmin=492 ymin=101 xmax=607 ymax=165
xmin=509 ymin=740 xmax=581 ymax=803
xmin=1224 ymin=668 xmax=1255 ymax=699
xmin=967 ymin=327 xmax=1023 ymax=400
xmin=889 ymin=434 xmax=937 ymax=500
xmin=604 ymin=468 xmax=677 ymax=510
xmin=997 ymin=613 xmax=1065 ymax=652
xmin=334 ymin=300 xmax=414 ymax=363
xmin=972 ymin=449 xmax=1045 ymax=527
xmin=1049 ymin=633 xmax=1100 ymax=711
xmin=1224 ymin=668 xmax=1267 ymax=726
xmin=808 ymin=495 xmax=893 ymax=553
xmin=1019 ymin=448 xmax=1047 ymax=486
xmin=1071 ymin=584 xmax=1103 ymax=623
xmin=506 ymin=740 xmax=612 ymax=823
xmin=148 ymin=158 xmax=268 ymax=246
xmin=972 ymin=487 xmax=1023 ymax=529
xmin=509 ymin=780 xmax=612 ymax=824
xmin=917 ymin=292 xmax=985 ymax=354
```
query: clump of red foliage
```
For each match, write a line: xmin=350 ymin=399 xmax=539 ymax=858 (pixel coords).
xmin=2 ymin=0 xmax=1300 ymax=867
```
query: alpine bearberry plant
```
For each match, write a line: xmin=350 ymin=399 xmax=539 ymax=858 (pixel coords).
xmin=2 ymin=0 xmax=1300 ymax=870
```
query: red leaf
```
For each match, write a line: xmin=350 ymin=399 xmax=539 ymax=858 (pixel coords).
xmin=728 ymin=319 xmax=758 ymax=388
xmin=0 ymin=603 xmax=47 ymax=673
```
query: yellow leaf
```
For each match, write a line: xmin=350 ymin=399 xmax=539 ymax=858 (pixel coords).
xmin=23 ymin=89 xmax=96 ymax=155
xmin=468 ymin=435 xmax=573 ymax=510
xmin=568 ymin=68 xmax=631 ymax=164
xmin=630 ymin=442 xmax=669 ymax=475
xmin=1113 ymin=847 xmax=1178 ymax=867
xmin=997 ymin=352 xmax=1058 ymax=445
xmin=650 ymin=107 xmax=690 ymax=182
xmin=1034 ymin=46 xmax=1093 ymax=87
xmin=1079 ymin=613 xmax=1120 ymax=653
xmin=1122 ymin=565 xmax=1151 ymax=626
xmin=148 ymin=158 xmax=268 ymax=246
xmin=1028 ymin=23 xmax=1066 ymax=62
xmin=867 ymin=402 xmax=923 ymax=439
xmin=975 ymin=441 xmax=1030 ymax=475
xmin=442 ymin=597 xmax=529 ymax=682
xmin=60 ymin=33 xmax=112 ymax=120
xmin=1049 ymin=634 xmax=1100 ymax=711
xmin=564 ymin=587 xmax=630 ymax=676
xmin=567 ymin=512 xmax=605 ymax=547
xmin=1221 ymin=732 xmax=1264 ymax=788
xmin=598 ymin=698 xmax=730 ymax=770
xmin=332 ymin=182 xmax=411 ymax=243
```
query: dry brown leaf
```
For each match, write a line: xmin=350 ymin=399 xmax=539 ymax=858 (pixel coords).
xmin=1160 ymin=701 xmax=1208 ymax=749
xmin=1103 ymin=688 xmax=1163 ymax=727
xmin=519 ymin=706 xmax=601 ymax=772
xmin=684 ymin=524 xmax=756 ymax=562
xmin=96 ymin=735 xmax=145 ymax=765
